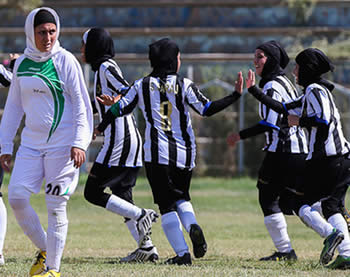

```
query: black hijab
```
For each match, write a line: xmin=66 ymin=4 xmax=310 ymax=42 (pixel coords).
xmin=295 ymin=48 xmax=335 ymax=92
xmin=149 ymin=38 xmax=179 ymax=78
xmin=85 ymin=28 xmax=115 ymax=71
xmin=256 ymin=40 xmax=289 ymax=88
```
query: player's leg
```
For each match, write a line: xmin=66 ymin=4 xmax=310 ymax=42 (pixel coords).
xmin=0 ymin=167 xmax=7 ymax=266
xmin=7 ymin=146 xmax=47 ymax=275
xmin=42 ymin=146 xmax=79 ymax=275
xmin=110 ymin=169 xmax=158 ymax=263
xmin=0 ymin=166 xmax=6 ymax=265
xmin=145 ymin=162 xmax=191 ymax=265
xmin=257 ymin=153 xmax=296 ymax=261
xmin=84 ymin=164 xmax=157 ymax=247
xmin=321 ymin=156 xmax=350 ymax=268
xmin=173 ymin=167 xmax=207 ymax=259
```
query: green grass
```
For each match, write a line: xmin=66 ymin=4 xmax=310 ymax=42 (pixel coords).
xmin=0 ymin=174 xmax=349 ymax=276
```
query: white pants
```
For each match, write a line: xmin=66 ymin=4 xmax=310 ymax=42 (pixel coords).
xmin=8 ymin=145 xmax=79 ymax=200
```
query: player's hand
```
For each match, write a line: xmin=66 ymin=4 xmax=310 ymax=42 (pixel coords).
xmin=288 ymin=115 xmax=300 ymax=126
xmin=246 ymin=69 xmax=256 ymax=89
xmin=235 ymin=71 xmax=243 ymax=94
xmin=0 ymin=154 xmax=12 ymax=172
xmin=96 ymin=94 xmax=121 ymax=106
xmin=71 ymin=147 xmax=86 ymax=168
xmin=93 ymin=128 xmax=101 ymax=140
xmin=227 ymin=133 xmax=241 ymax=147
xmin=9 ymin=53 xmax=20 ymax=60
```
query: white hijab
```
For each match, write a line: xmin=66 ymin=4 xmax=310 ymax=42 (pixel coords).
xmin=24 ymin=7 xmax=63 ymax=62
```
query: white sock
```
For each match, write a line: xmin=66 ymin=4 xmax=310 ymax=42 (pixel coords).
xmin=46 ymin=196 xmax=68 ymax=272
xmin=0 ymin=197 xmax=7 ymax=254
xmin=311 ymin=201 xmax=323 ymax=217
xmin=8 ymin=198 xmax=47 ymax=251
xmin=264 ymin=213 xmax=292 ymax=253
xmin=328 ymin=213 xmax=350 ymax=257
xmin=161 ymin=212 xmax=188 ymax=256
xmin=125 ymin=220 xmax=154 ymax=248
xmin=106 ymin=195 xmax=142 ymax=220
xmin=176 ymin=200 xmax=197 ymax=233
xmin=298 ymin=205 xmax=333 ymax=238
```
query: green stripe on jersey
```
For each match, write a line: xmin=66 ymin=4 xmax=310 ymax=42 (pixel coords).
xmin=17 ymin=58 xmax=64 ymax=142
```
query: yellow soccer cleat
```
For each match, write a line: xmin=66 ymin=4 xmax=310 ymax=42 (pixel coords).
xmin=29 ymin=251 xmax=47 ymax=276
xmin=32 ymin=270 xmax=61 ymax=277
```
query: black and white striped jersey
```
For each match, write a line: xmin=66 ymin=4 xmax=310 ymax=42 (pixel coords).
xmin=301 ymin=83 xmax=350 ymax=160
xmin=108 ymin=74 xmax=212 ymax=169
xmin=94 ymin=59 xmax=142 ymax=167
xmin=0 ymin=64 xmax=12 ymax=88
xmin=259 ymin=75 xmax=308 ymax=153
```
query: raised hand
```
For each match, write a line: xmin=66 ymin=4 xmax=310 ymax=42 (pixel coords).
xmin=96 ymin=94 xmax=121 ymax=106
xmin=235 ymin=71 xmax=243 ymax=94
xmin=226 ymin=133 xmax=241 ymax=147
xmin=245 ymin=69 xmax=256 ymax=89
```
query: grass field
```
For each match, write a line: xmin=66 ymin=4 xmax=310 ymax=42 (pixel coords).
xmin=0 ymin=174 xmax=348 ymax=276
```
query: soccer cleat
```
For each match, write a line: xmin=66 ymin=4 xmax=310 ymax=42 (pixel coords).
xmin=0 ymin=254 xmax=4 ymax=265
xmin=320 ymin=229 xmax=344 ymax=265
xmin=120 ymin=246 xmax=159 ymax=263
xmin=136 ymin=209 xmax=158 ymax=247
xmin=326 ymin=255 xmax=350 ymax=269
xmin=30 ymin=251 xmax=47 ymax=276
xmin=189 ymin=224 xmax=207 ymax=258
xmin=32 ymin=269 xmax=61 ymax=277
xmin=165 ymin=252 xmax=192 ymax=265
xmin=259 ymin=249 xmax=297 ymax=261
xmin=340 ymin=206 xmax=350 ymax=232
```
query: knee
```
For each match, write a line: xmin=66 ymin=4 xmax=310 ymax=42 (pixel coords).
xmin=159 ymin=202 xmax=177 ymax=215
xmin=8 ymin=198 xmax=29 ymax=211
xmin=84 ymin=177 xmax=101 ymax=205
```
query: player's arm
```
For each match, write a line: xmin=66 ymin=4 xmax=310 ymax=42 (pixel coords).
xmin=288 ymin=88 xmax=329 ymax=128
xmin=96 ymin=85 xmax=138 ymax=133
xmin=188 ymin=72 xmax=243 ymax=117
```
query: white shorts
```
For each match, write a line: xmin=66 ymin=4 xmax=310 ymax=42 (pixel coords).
xmin=8 ymin=145 xmax=79 ymax=200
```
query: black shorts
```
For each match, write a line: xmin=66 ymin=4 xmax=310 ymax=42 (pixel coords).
xmin=88 ymin=162 xmax=139 ymax=197
xmin=257 ymin=151 xmax=306 ymax=216
xmin=298 ymin=154 xmax=350 ymax=218
xmin=145 ymin=162 xmax=192 ymax=213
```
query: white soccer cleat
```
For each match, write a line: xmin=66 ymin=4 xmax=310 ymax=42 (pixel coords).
xmin=136 ymin=209 xmax=158 ymax=247
xmin=120 ymin=246 xmax=159 ymax=263
xmin=0 ymin=254 xmax=4 ymax=266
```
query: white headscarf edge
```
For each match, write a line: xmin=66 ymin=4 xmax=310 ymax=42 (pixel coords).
xmin=24 ymin=7 xmax=62 ymax=62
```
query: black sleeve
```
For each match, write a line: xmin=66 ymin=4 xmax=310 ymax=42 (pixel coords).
xmin=9 ymin=59 xmax=16 ymax=72
xmin=239 ymin=123 xmax=271 ymax=140
xmin=248 ymin=85 xmax=287 ymax=115
xmin=91 ymin=100 xmax=98 ymax=114
xmin=96 ymin=109 xmax=115 ymax=132
xmin=299 ymin=116 xmax=328 ymax=128
xmin=203 ymin=91 xmax=241 ymax=116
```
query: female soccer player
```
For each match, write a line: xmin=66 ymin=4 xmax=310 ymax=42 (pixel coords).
xmin=227 ymin=41 xmax=308 ymax=261
xmin=81 ymin=27 xmax=158 ymax=263
xmin=0 ymin=8 xmax=93 ymax=276
xmin=245 ymin=48 xmax=350 ymax=269
xmin=96 ymin=38 xmax=242 ymax=265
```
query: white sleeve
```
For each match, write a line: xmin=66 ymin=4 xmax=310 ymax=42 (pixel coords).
xmin=0 ymin=64 xmax=12 ymax=88
xmin=65 ymin=55 xmax=93 ymax=151
xmin=0 ymin=73 xmax=24 ymax=154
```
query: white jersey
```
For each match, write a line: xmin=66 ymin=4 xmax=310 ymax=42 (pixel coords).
xmin=110 ymin=75 xmax=210 ymax=169
xmin=302 ymin=83 xmax=350 ymax=159
xmin=0 ymin=50 xmax=93 ymax=154
xmin=93 ymin=59 xmax=142 ymax=167
xmin=0 ymin=64 xmax=12 ymax=88
xmin=259 ymin=75 xmax=308 ymax=153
